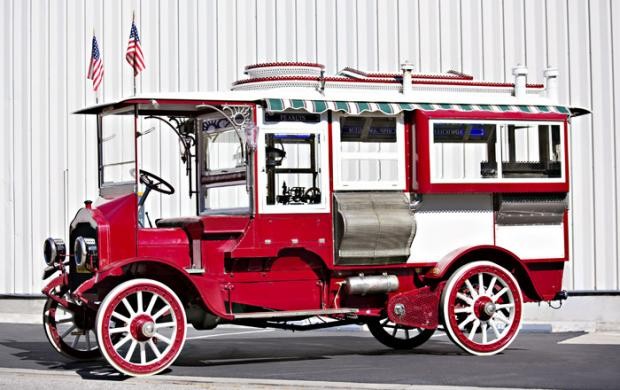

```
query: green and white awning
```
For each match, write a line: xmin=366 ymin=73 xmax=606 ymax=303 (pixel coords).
xmin=265 ymin=98 xmax=572 ymax=116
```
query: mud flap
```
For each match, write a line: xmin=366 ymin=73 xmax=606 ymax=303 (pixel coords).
xmin=387 ymin=283 xmax=445 ymax=329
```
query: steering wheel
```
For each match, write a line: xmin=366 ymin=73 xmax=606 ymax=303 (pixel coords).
xmin=139 ymin=169 xmax=175 ymax=195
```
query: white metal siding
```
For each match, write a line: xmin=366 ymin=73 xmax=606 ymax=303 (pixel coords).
xmin=0 ymin=0 xmax=618 ymax=294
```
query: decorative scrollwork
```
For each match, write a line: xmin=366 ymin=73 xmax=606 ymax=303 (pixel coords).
xmin=222 ymin=105 xmax=252 ymax=128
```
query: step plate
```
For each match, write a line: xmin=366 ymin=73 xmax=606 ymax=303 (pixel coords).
xmin=233 ymin=308 xmax=359 ymax=320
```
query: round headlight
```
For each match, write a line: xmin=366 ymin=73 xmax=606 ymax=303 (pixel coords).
xmin=74 ymin=236 xmax=97 ymax=268
xmin=43 ymin=238 xmax=66 ymax=266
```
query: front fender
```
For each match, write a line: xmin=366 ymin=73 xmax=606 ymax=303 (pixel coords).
xmin=74 ymin=257 xmax=233 ymax=320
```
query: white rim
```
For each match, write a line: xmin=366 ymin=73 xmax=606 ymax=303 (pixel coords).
xmin=44 ymin=300 xmax=98 ymax=354
xmin=96 ymin=279 xmax=186 ymax=376
xmin=377 ymin=318 xmax=428 ymax=341
xmin=441 ymin=261 xmax=522 ymax=356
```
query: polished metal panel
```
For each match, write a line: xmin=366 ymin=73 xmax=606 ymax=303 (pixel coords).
xmin=496 ymin=194 xmax=567 ymax=225
xmin=334 ymin=192 xmax=415 ymax=265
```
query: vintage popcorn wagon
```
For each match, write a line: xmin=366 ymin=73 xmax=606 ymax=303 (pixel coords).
xmin=41 ymin=62 xmax=588 ymax=376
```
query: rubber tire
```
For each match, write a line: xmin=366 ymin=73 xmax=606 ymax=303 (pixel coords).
xmin=96 ymin=279 xmax=187 ymax=376
xmin=43 ymin=297 xmax=101 ymax=360
xmin=367 ymin=318 xmax=435 ymax=350
xmin=440 ymin=261 xmax=523 ymax=356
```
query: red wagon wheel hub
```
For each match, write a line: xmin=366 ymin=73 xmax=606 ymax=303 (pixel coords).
xmin=130 ymin=314 xmax=156 ymax=342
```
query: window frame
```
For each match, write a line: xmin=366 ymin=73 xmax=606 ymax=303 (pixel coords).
xmin=414 ymin=110 xmax=569 ymax=194
xmin=332 ymin=112 xmax=406 ymax=191
xmin=256 ymin=113 xmax=330 ymax=214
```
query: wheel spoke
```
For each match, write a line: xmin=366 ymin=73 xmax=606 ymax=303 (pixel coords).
xmin=478 ymin=273 xmax=485 ymax=296
xmin=467 ymin=320 xmax=480 ymax=341
xmin=147 ymin=339 xmax=162 ymax=359
xmin=153 ymin=332 xmax=172 ymax=345
xmin=465 ymin=280 xmax=478 ymax=299
xmin=71 ymin=334 xmax=81 ymax=349
xmin=154 ymin=321 xmax=176 ymax=329
xmin=489 ymin=319 xmax=501 ymax=338
xmin=114 ymin=334 xmax=132 ymax=349
xmin=140 ymin=342 xmax=146 ymax=364
xmin=125 ymin=340 xmax=137 ymax=362
xmin=122 ymin=298 xmax=136 ymax=316
xmin=61 ymin=324 xmax=76 ymax=339
xmin=56 ymin=317 xmax=74 ymax=325
xmin=405 ymin=328 xmax=410 ymax=340
xmin=481 ymin=322 xmax=488 ymax=344
xmin=379 ymin=318 xmax=389 ymax=326
xmin=495 ymin=303 xmax=514 ymax=311
xmin=136 ymin=291 xmax=144 ymax=314
xmin=85 ymin=331 xmax=91 ymax=350
xmin=454 ymin=306 xmax=471 ymax=314
xmin=111 ymin=311 xmax=130 ymax=324
xmin=456 ymin=292 xmax=474 ymax=305
xmin=392 ymin=325 xmax=398 ymax=337
xmin=152 ymin=305 xmax=171 ymax=321
xmin=145 ymin=294 xmax=158 ymax=315
xmin=486 ymin=276 xmax=497 ymax=295
xmin=491 ymin=287 xmax=508 ymax=302
xmin=109 ymin=326 xmax=129 ymax=335
xmin=458 ymin=314 xmax=476 ymax=330
xmin=494 ymin=311 xmax=511 ymax=325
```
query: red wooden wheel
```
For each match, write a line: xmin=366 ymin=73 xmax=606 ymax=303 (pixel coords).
xmin=96 ymin=279 xmax=187 ymax=376
xmin=440 ymin=261 xmax=522 ymax=355
xmin=43 ymin=297 xmax=100 ymax=360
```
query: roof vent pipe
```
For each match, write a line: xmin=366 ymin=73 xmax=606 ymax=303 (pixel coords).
xmin=544 ymin=67 xmax=559 ymax=102
xmin=401 ymin=62 xmax=414 ymax=95
xmin=512 ymin=65 xmax=528 ymax=99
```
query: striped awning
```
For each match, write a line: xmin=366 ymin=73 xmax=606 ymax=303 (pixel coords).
xmin=265 ymin=98 xmax=572 ymax=116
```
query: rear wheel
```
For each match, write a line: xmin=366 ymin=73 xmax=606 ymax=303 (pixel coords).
xmin=367 ymin=317 xmax=435 ymax=349
xmin=440 ymin=261 xmax=523 ymax=356
xmin=43 ymin=297 xmax=100 ymax=360
xmin=96 ymin=279 xmax=187 ymax=376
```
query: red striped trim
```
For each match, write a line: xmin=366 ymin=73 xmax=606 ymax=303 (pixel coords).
xmin=245 ymin=62 xmax=325 ymax=70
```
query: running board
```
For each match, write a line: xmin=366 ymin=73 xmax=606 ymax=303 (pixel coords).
xmin=232 ymin=308 xmax=359 ymax=319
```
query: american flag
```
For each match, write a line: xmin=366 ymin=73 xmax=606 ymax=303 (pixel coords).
xmin=126 ymin=21 xmax=145 ymax=75
xmin=87 ymin=35 xmax=104 ymax=91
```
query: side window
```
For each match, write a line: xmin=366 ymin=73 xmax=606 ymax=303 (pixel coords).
xmin=500 ymin=124 xmax=562 ymax=178
xmin=334 ymin=115 xmax=405 ymax=189
xmin=202 ymin=122 xmax=249 ymax=212
xmin=431 ymin=122 xmax=498 ymax=180
xmin=264 ymin=133 xmax=322 ymax=206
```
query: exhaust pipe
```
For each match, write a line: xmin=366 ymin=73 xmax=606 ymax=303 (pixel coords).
xmin=344 ymin=274 xmax=399 ymax=295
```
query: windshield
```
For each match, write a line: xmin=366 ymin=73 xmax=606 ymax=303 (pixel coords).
xmin=100 ymin=111 xmax=136 ymax=186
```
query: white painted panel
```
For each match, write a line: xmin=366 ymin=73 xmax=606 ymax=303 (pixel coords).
xmin=197 ymin=0 xmax=219 ymax=91
xmin=439 ymin=0 xmax=461 ymax=72
xmin=502 ymin=0 xmax=526 ymax=81
xmin=217 ymin=0 xmax=237 ymax=89
xmin=460 ymin=0 xmax=483 ymax=79
xmin=495 ymin=225 xmax=565 ymax=260
xmin=545 ymin=1 xmax=570 ymax=106
xmin=275 ymin=0 xmax=296 ymax=61
xmin=12 ymin=0 xmax=33 ymax=293
xmin=256 ymin=0 xmax=277 ymax=64
xmin=357 ymin=0 xmax=378 ymax=71
xmin=409 ymin=195 xmax=494 ymax=262
xmin=237 ymin=0 xmax=258 ymax=76
xmin=336 ymin=0 xmax=358 ymax=70
xmin=481 ymin=0 xmax=505 ymax=80
xmin=295 ymin=0 xmax=316 ymax=63
xmin=0 ymin=0 xmax=15 ymax=293
xmin=567 ymin=0 xmax=595 ymax=290
xmin=589 ymin=0 xmax=617 ymax=290
xmin=377 ymin=0 xmax=398 ymax=72
xmin=397 ymin=0 xmax=420 ymax=71
xmin=524 ymin=0 xmax=547 ymax=84
xmin=316 ymin=0 xmax=338 ymax=74
xmin=612 ymin=0 xmax=620 ymax=290
xmin=418 ymin=0 xmax=440 ymax=72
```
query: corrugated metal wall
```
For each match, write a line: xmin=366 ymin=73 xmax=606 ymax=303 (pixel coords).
xmin=0 ymin=0 xmax=618 ymax=294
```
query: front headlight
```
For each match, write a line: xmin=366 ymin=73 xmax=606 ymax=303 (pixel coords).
xmin=74 ymin=236 xmax=98 ymax=268
xmin=43 ymin=238 xmax=66 ymax=266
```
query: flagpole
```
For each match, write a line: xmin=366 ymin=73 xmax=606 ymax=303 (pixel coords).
xmin=132 ymin=11 xmax=137 ymax=96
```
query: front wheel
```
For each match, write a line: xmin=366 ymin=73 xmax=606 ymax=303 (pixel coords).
xmin=43 ymin=297 xmax=100 ymax=359
xmin=440 ymin=261 xmax=523 ymax=356
xmin=96 ymin=279 xmax=187 ymax=376
xmin=367 ymin=317 xmax=435 ymax=350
